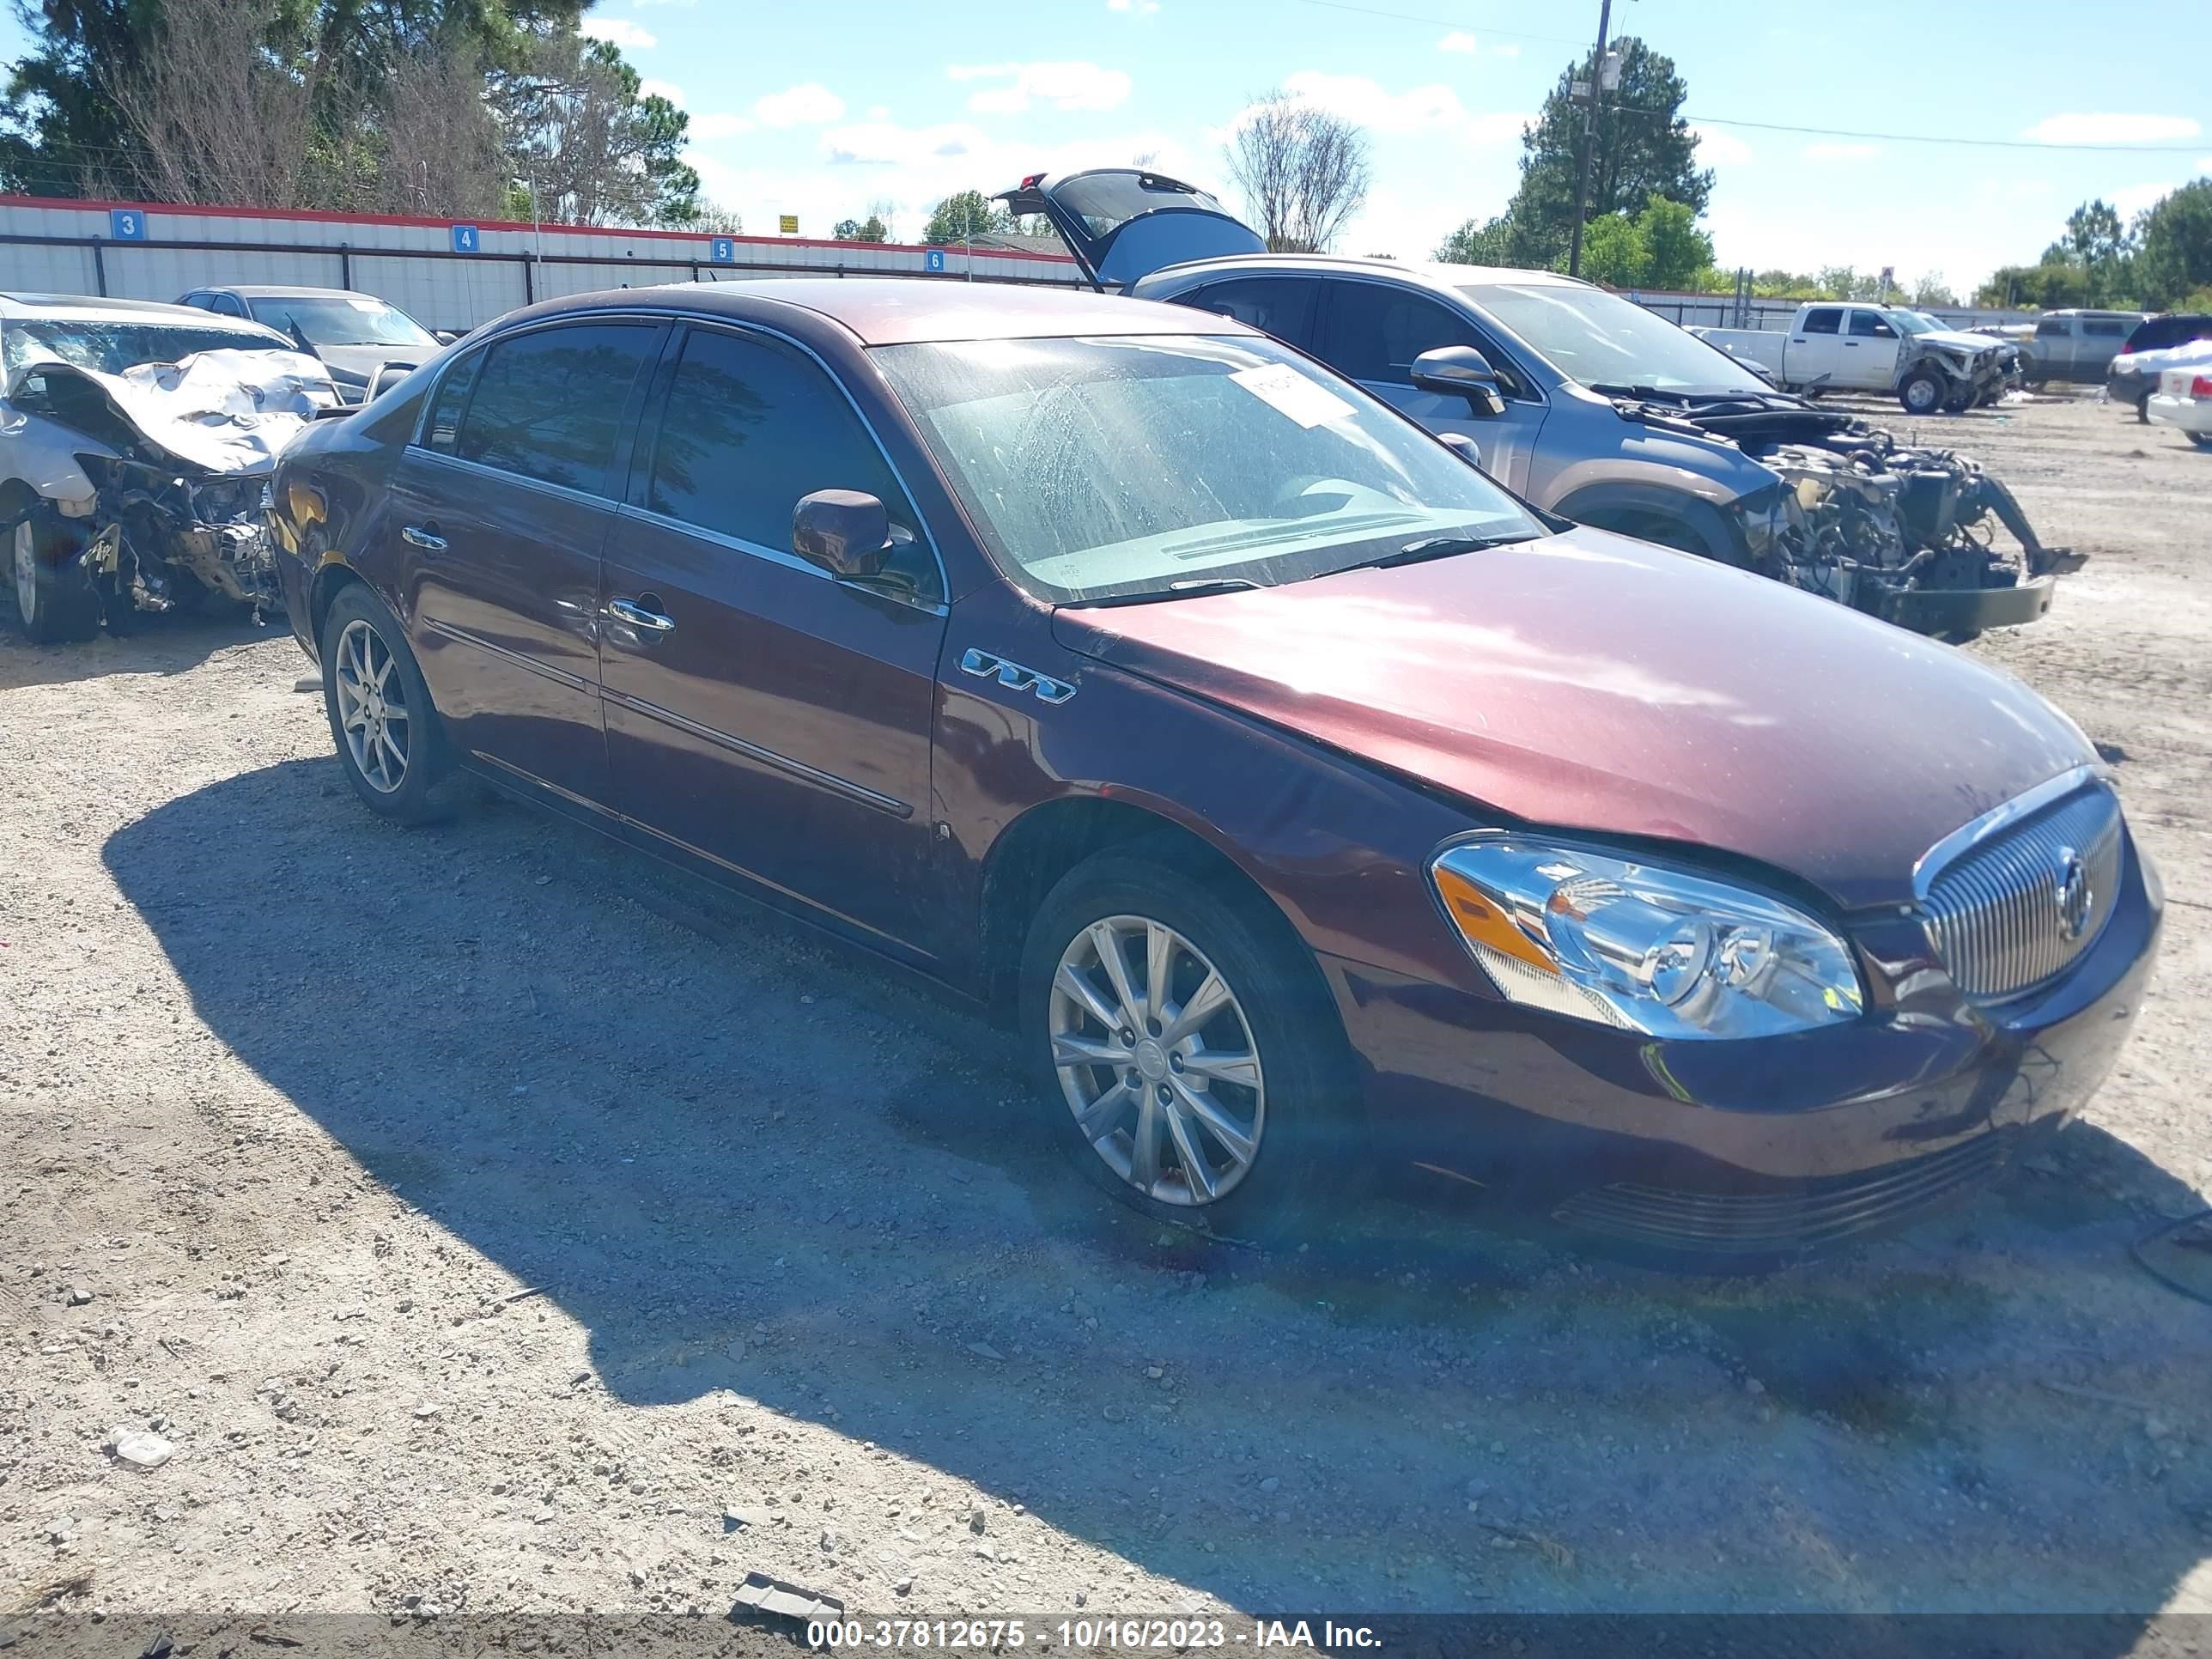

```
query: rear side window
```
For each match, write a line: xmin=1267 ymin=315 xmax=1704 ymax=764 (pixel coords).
xmin=453 ymin=323 xmax=658 ymax=496
xmin=420 ymin=349 xmax=482 ymax=453
xmin=1848 ymin=310 xmax=1896 ymax=338
xmin=1322 ymin=283 xmax=1490 ymax=386
xmin=1180 ymin=277 xmax=1322 ymax=350
xmin=1802 ymin=308 xmax=1841 ymax=335
xmin=2124 ymin=316 xmax=2210 ymax=352
xmin=2081 ymin=319 xmax=2128 ymax=337
xmin=645 ymin=327 xmax=938 ymax=600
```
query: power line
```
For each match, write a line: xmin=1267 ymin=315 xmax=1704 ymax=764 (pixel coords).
xmin=1285 ymin=0 xmax=2209 ymax=155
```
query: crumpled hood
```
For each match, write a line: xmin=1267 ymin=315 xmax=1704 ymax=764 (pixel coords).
xmin=1917 ymin=329 xmax=2001 ymax=357
xmin=1054 ymin=527 xmax=2096 ymax=910
xmin=10 ymin=347 xmax=338 ymax=476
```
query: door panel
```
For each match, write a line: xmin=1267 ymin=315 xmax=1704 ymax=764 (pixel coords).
xmin=1843 ymin=308 xmax=1900 ymax=387
xmin=1791 ymin=307 xmax=1844 ymax=387
xmin=1315 ymin=278 xmax=1548 ymax=491
xmin=600 ymin=325 xmax=947 ymax=954
xmin=392 ymin=319 xmax=662 ymax=812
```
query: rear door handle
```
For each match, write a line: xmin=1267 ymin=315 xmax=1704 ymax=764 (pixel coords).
xmin=609 ymin=597 xmax=675 ymax=633
xmin=401 ymin=523 xmax=447 ymax=551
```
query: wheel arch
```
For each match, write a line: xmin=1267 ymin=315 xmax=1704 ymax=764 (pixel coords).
xmin=976 ymin=793 xmax=1299 ymax=1018
xmin=1552 ymin=479 xmax=1741 ymax=562
xmin=307 ymin=559 xmax=367 ymax=649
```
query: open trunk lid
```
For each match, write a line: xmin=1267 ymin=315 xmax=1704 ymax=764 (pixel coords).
xmin=994 ymin=168 xmax=1266 ymax=290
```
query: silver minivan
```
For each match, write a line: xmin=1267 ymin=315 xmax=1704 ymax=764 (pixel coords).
xmin=995 ymin=169 xmax=2078 ymax=640
xmin=2021 ymin=309 xmax=2148 ymax=386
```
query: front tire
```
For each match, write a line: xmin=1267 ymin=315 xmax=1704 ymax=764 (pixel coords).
xmin=1899 ymin=368 xmax=1946 ymax=416
xmin=319 ymin=584 xmax=455 ymax=824
xmin=1018 ymin=848 xmax=1362 ymax=1239
xmin=11 ymin=513 xmax=100 ymax=644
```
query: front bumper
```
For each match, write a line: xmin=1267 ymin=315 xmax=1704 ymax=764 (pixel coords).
xmin=1881 ymin=574 xmax=2056 ymax=635
xmin=1332 ymin=830 xmax=2161 ymax=1261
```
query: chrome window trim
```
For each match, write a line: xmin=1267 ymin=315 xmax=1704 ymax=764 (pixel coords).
xmin=408 ymin=445 xmax=617 ymax=515
xmin=614 ymin=502 xmax=949 ymax=617
xmin=1910 ymin=763 xmax=2110 ymax=901
xmin=420 ymin=617 xmax=594 ymax=694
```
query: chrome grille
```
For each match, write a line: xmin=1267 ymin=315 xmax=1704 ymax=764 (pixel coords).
xmin=1919 ymin=779 xmax=2124 ymax=1000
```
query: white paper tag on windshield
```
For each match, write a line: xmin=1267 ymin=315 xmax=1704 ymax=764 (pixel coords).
xmin=1229 ymin=362 xmax=1355 ymax=428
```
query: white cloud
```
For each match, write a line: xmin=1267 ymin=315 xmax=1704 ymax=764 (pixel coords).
xmin=868 ymin=104 xmax=891 ymax=120
xmin=2112 ymin=180 xmax=2179 ymax=219
xmin=1437 ymin=31 xmax=1476 ymax=52
xmin=1491 ymin=42 xmax=1518 ymax=58
xmin=823 ymin=120 xmax=993 ymax=167
xmin=579 ymin=15 xmax=655 ymax=49
xmin=1691 ymin=125 xmax=1753 ymax=167
xmin=2019 ymin=112 xmax=2201 ymax=145
xmin=753 ymin=82 xmax=847 ymax=128
xmin=946 ymin=61 xmax=1133 ymax=115
xmin=1280 ymin=72 xmax=1462 ymax=136
xmin=2199 ymin=154 xmax=2212 ymax=173
xmin=1106 ymin=0 xmax=1161 ymax=13
xmin=688 ymin=112 xmax=753 ymax=140
xmin=1803 ymin=141 xmax=1879 ymax=161
xmin=637 ymin=78 xmax=684 ymax=106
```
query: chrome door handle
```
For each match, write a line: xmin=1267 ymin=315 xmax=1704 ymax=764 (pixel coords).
xmin=608 ymin=598 xmax=675 ymax=633
xmin=401 ymin=524 xmax=447 ymax=551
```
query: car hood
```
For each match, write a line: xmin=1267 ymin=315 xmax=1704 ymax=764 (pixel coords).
xmin=5 ymin=347 xmax=340 ymax=477
xmin=1917 ymin=330 xmax=2000 ymax=356
xmin=1053 ymin=527 xmax=2095 ymax=911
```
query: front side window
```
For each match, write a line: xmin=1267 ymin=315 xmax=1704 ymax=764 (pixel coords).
xmin=644 ymin=328 xmax=938 ymax=600
xmin=1322 ymin=283 xmax=1487 ymax=386
xmin=2036 ymin=318 xmax=2069 ymax=337
xmin=1848 ymin=311 xmax=1897 ymax=338
xmin=453 ymin=324 xmax=658 ymax=495
xmin=1181 ymin=278 xmax=1322 ymax=351
xmin=873 ymin=332 xmax=1543 ymax=605
xmin=1802 ymin=308 xmax=1842 ymax=335
xmin=421 ymin=349 xmax=482 ymax=453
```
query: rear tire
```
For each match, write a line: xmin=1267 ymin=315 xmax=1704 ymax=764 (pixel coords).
xmin=2188 ymin=431 xmax=2211 ymax=450
xmin=1018 ymin=847 xmax=1364 ymax=1241
xmin=11 ymin=513 xmax=100 ymax=644
xmin=319 ymin=583 xmax=457 ymax=825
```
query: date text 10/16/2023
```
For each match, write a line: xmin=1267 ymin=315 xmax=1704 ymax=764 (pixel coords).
xmin=804 ymin=1619 xmax=1384 ymax=1650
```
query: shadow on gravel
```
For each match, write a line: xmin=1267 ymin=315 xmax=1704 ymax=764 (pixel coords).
xmin=0 ymin=603 xmax=278 ymax=691
xmin=106 ymin=760 xmax=2212 ymax=1619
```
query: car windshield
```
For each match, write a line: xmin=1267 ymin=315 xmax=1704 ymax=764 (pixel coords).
xmin=1461 ymin=282 xmax=1769 ymax=395
xmin=2 ymin=319 xmax=291 ymax=379
xmin=1895 ymin=312 xmax=1942 ymax=334
xmin=872 ymin=332 xmax=1544 ymax=605
xmin=246 ymin=295 xmax=436 ymax=349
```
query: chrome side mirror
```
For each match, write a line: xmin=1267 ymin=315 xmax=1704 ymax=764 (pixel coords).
xmin=1412 ymin=346 xmax=1506 ymax=417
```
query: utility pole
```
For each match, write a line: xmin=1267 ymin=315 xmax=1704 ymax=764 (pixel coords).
xmin=1565 ymin=0 xmax=1614 ymax=280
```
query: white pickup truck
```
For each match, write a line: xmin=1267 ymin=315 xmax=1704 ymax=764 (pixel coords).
xmin=1692 ymin=303 xmax=2016 ymax=415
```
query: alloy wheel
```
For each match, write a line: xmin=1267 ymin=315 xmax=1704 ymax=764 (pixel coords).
xmin=333 ymin=618 xmax=411 ymax=793
xmin=13 ymin=522 xmax=36 ymax=624
xmin=1048 ymin=914 xmax=1266 ymax=1206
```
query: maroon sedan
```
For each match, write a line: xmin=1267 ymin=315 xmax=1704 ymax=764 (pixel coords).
xmin=266 ymin=280 xmax=2160 ymax=1261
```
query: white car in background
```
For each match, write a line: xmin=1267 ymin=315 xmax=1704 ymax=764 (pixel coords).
xmin=2146 ymin=361 xmax=2212 ymax=448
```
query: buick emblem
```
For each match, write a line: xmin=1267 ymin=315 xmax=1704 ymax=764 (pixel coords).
xmin=2053 ymin=846 xmax=2093 ymax=943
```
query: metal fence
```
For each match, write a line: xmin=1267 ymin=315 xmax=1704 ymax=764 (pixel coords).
xmin=0 ymin=196 xmax=1085 ymax=334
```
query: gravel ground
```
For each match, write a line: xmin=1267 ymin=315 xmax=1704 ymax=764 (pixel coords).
xmin=3 ymin=391 xmax=2209 ymax=1638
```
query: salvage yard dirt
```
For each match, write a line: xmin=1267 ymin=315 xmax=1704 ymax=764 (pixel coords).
xmin=3 ymin=391 xmax=2210 ymax=1633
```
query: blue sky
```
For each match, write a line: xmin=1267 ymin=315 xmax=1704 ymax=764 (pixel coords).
xmin=6 ymin=0 xmax=2207 ymax=290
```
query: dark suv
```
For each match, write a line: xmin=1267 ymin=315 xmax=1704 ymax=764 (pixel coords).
xmin=265 ymin=279 xmax=2160 ymax=1262
xmin=2108 ymin=313 xmax=2212 ymax=419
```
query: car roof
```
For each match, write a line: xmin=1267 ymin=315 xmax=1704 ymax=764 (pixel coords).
xmin=489 ymin=276 xmax=1260 ymax=347
xmin=1139 ymin=253 xmax=1595 ymax=294
xmin=190 ymin=285 xmax=384 ymax=300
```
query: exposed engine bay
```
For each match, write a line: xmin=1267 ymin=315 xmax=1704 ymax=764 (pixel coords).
xmin=1611 ymin=392 xmax=2081 ymax=640
xmin=3 ymin=348 xmax=337 ymax=635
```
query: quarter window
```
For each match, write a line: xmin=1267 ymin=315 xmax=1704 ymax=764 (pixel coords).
xmin=645 ymin=328 xmax=938 ymax=600
xmin=453 ymin=323 xmax=658 ymax=496
xmin=1322 ymin=283 xmax=1492 ymax=387
xmin=1802 ymin=308 xmax=1842 ymax=335
xmin=1180 ymin=278 xmax=1322 ymax=350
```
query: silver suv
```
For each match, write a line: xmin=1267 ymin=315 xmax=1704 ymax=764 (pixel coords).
xmin=996 ymin=168 xmax=2080 ymax=640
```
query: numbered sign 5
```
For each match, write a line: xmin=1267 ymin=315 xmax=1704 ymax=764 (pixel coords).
xmin=710 ymin=238 xmax=737 ymax=264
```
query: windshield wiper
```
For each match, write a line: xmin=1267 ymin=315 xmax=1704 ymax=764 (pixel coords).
xmin=1340 ymin=532 xmax=1535 ymax=573
xmin=1072 ymin=576 xmax=1265 ymax=608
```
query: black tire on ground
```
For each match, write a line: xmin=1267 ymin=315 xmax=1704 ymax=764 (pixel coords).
xmin=318 ymin=582 xmax=458 ymax=825
xmin=10 ymin=511 xmax=101 ymax=644
xmin=2136 ymin=391 xmax=2154 ymax=424
xmin=1018 ymin=846 xmax=1364 ymax=1241
xmin=2188 ymin=431 xmax=2211 ymax=449
xmin=1899 ymin=368 xmax=1947 ymax=416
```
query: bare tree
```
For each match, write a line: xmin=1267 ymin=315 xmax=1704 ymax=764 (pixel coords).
xmin=1223 ymin=88 xmax=1370 ymax=252
xmin=371 ymin=48 xmax=509 ymax=219
xmin=98 ymin=0 xmax=321 ymax=207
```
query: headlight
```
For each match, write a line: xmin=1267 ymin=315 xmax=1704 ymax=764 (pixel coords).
xmin=1430 ymin=836 xmax=1864 ymax=1040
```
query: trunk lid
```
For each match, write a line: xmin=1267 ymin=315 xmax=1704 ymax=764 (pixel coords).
xmin=1051 ymin=526 xmax=2096 ymax=911
xmin=995 ymin=168 xmax=1266 ymax=289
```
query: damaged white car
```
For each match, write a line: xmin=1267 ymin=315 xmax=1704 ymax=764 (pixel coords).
xmin=3 ymin=293 xmax=340 ymax=643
